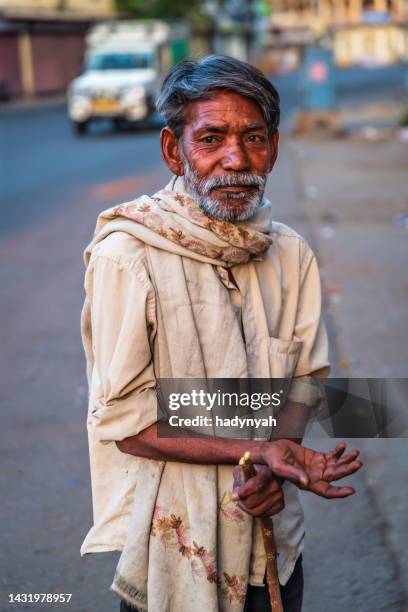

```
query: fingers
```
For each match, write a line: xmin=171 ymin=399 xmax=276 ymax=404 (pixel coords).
xmin=326 ymin=445 xmax=361 ymax=467
xmin=336 ymin=450 xmax=360 ymax=466
xmin=238 ymin=492 xmax=285 ymax=517
xmin=325 ymin=486 xmax=355 ymax=498
xmin=309 ymin=481 xmax=356 ymax=499
xmin=323 ymin=445 xmax=362 ymax=483
xmin=325 ymin=442 xmax=347 ymax=461
xmin=325 ymin=459 xmax=363 ymax=482
xmin=238 ymin=500 xmax=284 ymax=518
xmin=232 ymin=465 xmax=273 ymax=500
xmin=235 ymin=479 xmax=282 ymax=509
xmin=232 ymin=465 xmax=245 ymax=488
xmin=271 ymin=461 xmax=309 ymax=488
xmin=232 ymin=467 xmax=285 ymax=516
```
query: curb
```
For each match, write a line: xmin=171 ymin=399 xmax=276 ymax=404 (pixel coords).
xmin=0 ymin=95 xmax=67 ymax=113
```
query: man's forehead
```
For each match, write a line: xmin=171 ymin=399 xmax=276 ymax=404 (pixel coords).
xmin=184 ymin=91 xmax=267 ymax=131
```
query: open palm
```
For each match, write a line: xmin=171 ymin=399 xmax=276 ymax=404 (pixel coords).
xmin=264 ymin=440 xmax=363 ymax=498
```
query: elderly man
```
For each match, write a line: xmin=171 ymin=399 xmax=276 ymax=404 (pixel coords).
xmin=81 ymin=56 xmax=362 ymax=612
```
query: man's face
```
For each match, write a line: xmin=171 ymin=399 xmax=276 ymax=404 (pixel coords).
xmin=178 ymin=91 xmax=278 ymax=221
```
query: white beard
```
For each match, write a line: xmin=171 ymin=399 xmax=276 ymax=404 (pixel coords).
xmin=180 ymin=151 xmax=267 ymax=222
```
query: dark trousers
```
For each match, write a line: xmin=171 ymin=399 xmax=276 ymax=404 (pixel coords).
xmin=244 ymin=554 xmax=303 ymax=612
xmin=120 ymin=554 xmax=303 ymax=612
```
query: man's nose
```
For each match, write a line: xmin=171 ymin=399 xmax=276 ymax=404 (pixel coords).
xmin=221 ymin=140 xmax=251 ymax=172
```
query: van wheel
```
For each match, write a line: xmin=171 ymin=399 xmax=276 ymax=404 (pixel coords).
xmin=73 ymin=120 xmax=88 ymax=135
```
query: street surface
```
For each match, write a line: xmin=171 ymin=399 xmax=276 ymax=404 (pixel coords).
xmin=1 ymin=66 xmax=407 ymax=611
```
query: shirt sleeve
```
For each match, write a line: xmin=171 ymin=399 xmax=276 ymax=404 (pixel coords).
xmin=288 ymin=244 xmax=330 ymax=409
xmin=85 ymin=250 xmax=158 ymax=443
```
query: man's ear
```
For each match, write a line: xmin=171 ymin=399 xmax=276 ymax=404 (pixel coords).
xmin=160 ymin=127 xmax=184 ymax=176
xmin=268 ymin=130 xmax=279 ymax=172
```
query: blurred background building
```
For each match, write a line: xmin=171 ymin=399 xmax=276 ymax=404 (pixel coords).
xmin=1 ymin=0 xmax=407 ymax=101
xmin=263 ymin=0 xmax=408 ymax=73
xmin=0 ymin=0 xmax=115 ymax=99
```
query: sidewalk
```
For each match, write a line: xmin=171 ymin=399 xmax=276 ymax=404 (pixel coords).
xmin=0 ymin=94 xmax=66 ymax=114
xmin=266 ymin=126 xmax=408 ymax=611
xmin=287 ymin=129 xmax=408 ymax=378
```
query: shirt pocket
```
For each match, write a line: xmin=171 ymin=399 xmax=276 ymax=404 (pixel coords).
xmin=266 ymin=336 xmax=303 ymax=379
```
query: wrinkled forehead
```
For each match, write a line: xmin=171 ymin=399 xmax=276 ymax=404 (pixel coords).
xmin=183 ymin=91 xmax=268 ymax=134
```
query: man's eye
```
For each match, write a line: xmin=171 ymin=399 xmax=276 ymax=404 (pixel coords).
xmin=247 ymin=135 xmax=265 ymax=143
xmin=201 ymin=136 xmax=217 ymax=143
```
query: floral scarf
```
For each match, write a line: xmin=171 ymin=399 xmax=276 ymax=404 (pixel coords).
xmin=107 ymin=179 xmax=273 ymax=267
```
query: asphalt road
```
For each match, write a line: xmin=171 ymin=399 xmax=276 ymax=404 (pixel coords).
xmin=1 ymin=65 xmax=407 ymax=612
xmin=1 ymin=62 xmax=406 ymax=237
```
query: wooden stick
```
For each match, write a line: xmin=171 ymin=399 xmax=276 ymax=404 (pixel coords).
xmin=239 ymin=451 xmax=284 ymax=612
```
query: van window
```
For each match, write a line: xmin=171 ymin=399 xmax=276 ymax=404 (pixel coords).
xmin=87 ymin=52 xmax=153 ymax=70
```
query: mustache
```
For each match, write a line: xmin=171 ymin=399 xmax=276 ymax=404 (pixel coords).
xmin=198 ymin=173 xmax=266 ymax=193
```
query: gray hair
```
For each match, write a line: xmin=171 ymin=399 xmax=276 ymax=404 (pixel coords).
xmin=156 ymin=55 xmax=280 ymax=139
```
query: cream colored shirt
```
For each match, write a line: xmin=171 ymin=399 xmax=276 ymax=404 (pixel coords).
xmin=80 ymin=184 xmax=330 ymax=598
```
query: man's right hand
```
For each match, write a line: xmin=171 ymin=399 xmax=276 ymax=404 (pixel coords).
xmin=232 ymin=464 xmax=285 ymax=518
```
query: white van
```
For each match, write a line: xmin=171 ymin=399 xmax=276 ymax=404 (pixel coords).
xmin=68 ymin=20 xmax=189 ymax=134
